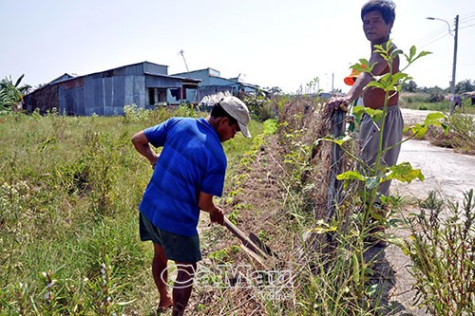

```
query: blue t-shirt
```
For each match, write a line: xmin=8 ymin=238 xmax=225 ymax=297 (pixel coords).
xmin=139 ymin=117 xmax=226 ymax=236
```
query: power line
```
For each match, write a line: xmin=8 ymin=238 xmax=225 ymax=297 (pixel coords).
xmin=417 ymin=26 xmax=447 ymax=43
xmin=412 ymin=12 xmax=474 ymax=51
xmin=460 ymin=18 xmax=475 ymax=25
xmin=420 ymin=32 xmax=450 ymax=49
xmin=419 ymin=31 xmax=448 ymax=45
xmin=459 ymin=23 xmax=475 ymax=31
xmin=460 ymin=12 xmax=475 ymax=21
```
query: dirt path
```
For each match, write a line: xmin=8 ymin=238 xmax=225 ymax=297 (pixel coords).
xmin=380 ymin=109 xmax=475 ymax=315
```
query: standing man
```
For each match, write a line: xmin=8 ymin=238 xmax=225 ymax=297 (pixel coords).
xmin=131 ymin=96 xmax=251 ymax=315
xmin=328 ymin=0 xmax=403 ymax=201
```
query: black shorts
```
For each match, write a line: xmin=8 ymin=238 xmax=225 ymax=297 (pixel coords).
xmin=139 ymin=212 xmax=202 ymax=263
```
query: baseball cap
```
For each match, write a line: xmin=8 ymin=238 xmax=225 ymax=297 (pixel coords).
xmin=219 ymin=96 xmax=251 ymax=138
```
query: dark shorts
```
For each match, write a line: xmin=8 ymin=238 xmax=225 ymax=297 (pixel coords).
xmin=139 ymin=212 xmax=202 ymax=263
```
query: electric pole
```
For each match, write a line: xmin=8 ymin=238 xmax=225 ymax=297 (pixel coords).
xmin=450 ymin=15 xmax=459 ymax=115
xmin=426 ymin=15 xmax=459 ymax=114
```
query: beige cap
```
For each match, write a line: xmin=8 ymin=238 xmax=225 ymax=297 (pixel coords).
xmin=219 ymin=96 xmax=251 ymax=138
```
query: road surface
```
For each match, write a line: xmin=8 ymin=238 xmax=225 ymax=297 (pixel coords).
xmin=381 ymin=109 xmax=474 ymax=315
xmin=394 ymin=109 xmax=475 ymax=202
xmin=393 ymin=139 xmax=475 ymax=202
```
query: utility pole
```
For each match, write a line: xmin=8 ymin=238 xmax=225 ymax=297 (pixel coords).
xmin=427 ymin=15 xmax=459 ymax=114
xmin=331 ymin=73 xmax=334 ymax=93
xmin=450 ymin=15 xmax=459 ymax=115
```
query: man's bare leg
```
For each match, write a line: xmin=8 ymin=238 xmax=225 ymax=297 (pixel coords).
xmin=152 ymin=243 xmax=173 ymax=310
xmin=172 ymin=262 xmax=196 ymax=316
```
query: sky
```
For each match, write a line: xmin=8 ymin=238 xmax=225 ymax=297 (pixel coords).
xmin=1 ymin=0 xmax=474 ymax=94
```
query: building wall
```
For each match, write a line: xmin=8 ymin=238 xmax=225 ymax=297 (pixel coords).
xmin=143 ymin=62 xmax=168 ymax=75
xmin=172 ymin=69 xmax=243 ymax=103
xmin=145 ymin=75 xmax=182 ymax=88
xmin=209 ymin=76 xmax=239 ymax=88
xmin=197 ymin=85 xmax=238 ymax=101
xmin=58 ymin=75 xmax=146 ymax=116
xmin=24 ymin=62 xmax=197 ymax=116
xmin=23 ymin=85 xmax=59 ymax=113
xmin=178 ymin=70 xmax=212 ymax=85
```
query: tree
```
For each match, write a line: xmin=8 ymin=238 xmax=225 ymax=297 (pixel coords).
xmin=264 ymin=86 xmax=283 ymax=96
xmin=455 ymin=79 xmax=474 ymax=94
xmin=402 ymin=80 xmax=418 ymax=92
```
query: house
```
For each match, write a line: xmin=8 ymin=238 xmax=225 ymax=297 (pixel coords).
xmin=171 ymin=68 xmax=260 ymax=101
xmin=462 ymin=91 xmax=475 ymax=106
xmin=23 ymin=61 xmax=200 ymax=116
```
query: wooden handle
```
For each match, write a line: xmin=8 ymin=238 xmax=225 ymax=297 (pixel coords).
xmin=223 ymin=217 xmax=267 ymax=258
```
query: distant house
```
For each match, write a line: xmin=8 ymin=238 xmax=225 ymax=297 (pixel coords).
xmin=23 ymin=61 xmax=200 ymax=116
xmin=462 ymin=91 xmax=475 ymax=106
xmin=171 ymin=68 xmax=260 ymax=101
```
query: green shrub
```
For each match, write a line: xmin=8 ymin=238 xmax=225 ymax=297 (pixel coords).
xmin=401 ymin=190 xmax=475 ymax=315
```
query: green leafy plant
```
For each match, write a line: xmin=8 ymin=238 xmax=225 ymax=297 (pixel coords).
xmin=0 ymin=75 xmax=30 ymax=114
xmin=334 ymin=43 xmax=440 ymax=213
xmin=400 ymin=190 xmax=474 ymax=315
xmin=241 ymin=90 xmax=276 ymax=121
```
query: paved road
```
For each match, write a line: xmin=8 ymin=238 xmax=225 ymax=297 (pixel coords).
xmin=383 ymin=109 xmax=474 ymax=315
xmin=393 ymin=109 xmax=475 ymax=203
xmin=393 ymin=139 xmax=475 ymax=202
xmin=399 ymin=108 xmax=439 ymax=126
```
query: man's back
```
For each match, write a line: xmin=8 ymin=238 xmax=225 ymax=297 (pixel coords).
xmin=140 ymin=117 xmax=227 ymax=236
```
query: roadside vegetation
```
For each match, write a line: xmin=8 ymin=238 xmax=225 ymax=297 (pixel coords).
xmin=1 ymin=48 xmax=473 ymax=314
xmin=399 ymin=90 xmax=475 ymax=155
xmin=399 ymin=92 xmax=475 ymax=155
xmin=400 ymin=79 xmax=475 ymax=115
xmin=0 ymin=106 xmax=259 ymax=315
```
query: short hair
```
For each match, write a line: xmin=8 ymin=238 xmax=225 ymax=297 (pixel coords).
xmin=210 ymin=103 xmax=238 ymax=125
xmin=361 ymin=0 xmax=396 ymax=25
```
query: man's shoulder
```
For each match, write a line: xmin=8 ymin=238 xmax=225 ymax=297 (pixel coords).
xmin=169 ymin=116 xmax=196 ymax=124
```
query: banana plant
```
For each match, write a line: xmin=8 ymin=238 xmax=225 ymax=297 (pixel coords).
xmin=0 ymin=74 xmax=31 ymax=113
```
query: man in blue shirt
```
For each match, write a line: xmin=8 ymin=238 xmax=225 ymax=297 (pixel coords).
xmin=131 ymin=95 xmax=251 ymax=315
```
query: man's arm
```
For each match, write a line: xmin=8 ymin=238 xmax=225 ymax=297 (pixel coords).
xmin=327 ymin=46 xmax=394 ymax=111
xmin=198 ymin=192 xmax=224 ymax=225
xmin=131 ymin=130 xmax=159 ymax=167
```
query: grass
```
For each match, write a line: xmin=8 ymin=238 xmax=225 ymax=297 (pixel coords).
xmin=0 ymin=108 xmax=257 ymax=315
xmin=1 ymin=99 xmax=473 ymax=315
xmin=399 ymin=92 xmax=475 ymax=155
xmin=400 ymin=92 xmax=475 ymax=114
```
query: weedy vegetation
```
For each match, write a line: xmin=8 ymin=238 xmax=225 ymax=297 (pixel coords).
xmin=1 ymin=44 xmax=473 ymax=315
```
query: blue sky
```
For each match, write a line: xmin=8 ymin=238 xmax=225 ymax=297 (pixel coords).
xmin=1 ymin=0 xmax=474 ymax=93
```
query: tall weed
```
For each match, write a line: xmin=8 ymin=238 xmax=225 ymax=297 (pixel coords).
xmin=401 ymin=190 xmax=474 ymax=315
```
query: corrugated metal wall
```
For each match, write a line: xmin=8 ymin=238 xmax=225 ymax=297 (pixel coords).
xmin=58 ymin=75 xmax=146 ymax=116
xmin=25 ymin=62 xmax=198 ymax=116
